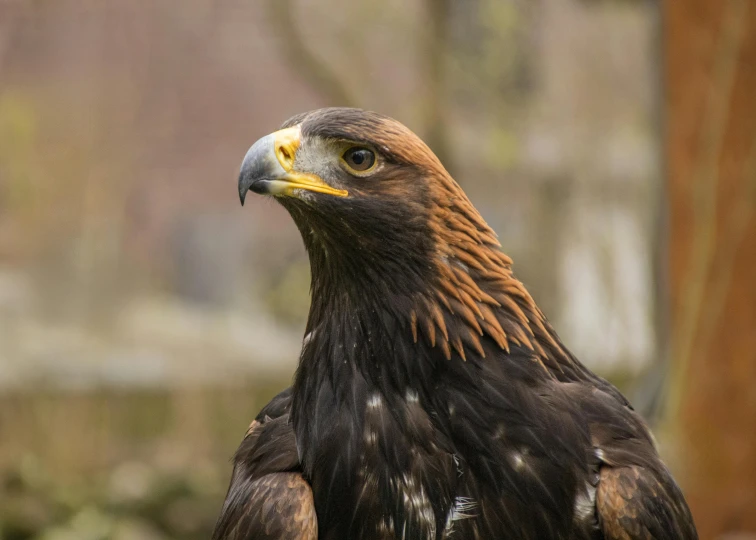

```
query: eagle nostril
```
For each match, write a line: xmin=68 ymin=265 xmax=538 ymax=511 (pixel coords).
xmin=276 ymin=144 xmax=294 ymax=171
xmin=272 ymin=126 xmax=301 ymax=172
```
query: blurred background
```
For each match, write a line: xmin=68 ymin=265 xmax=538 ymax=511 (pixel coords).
xmin=0 ymin=0 xmax=754 ymax=538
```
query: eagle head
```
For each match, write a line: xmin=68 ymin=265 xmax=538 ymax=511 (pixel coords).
xmin=238 ymin=107 xmax=554 ymax=364
xmin=239 ymin=108 xmax=499 ymax=289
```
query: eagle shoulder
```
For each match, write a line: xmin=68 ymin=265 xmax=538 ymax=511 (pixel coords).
xmin=597 ymin=464 xmax=698 ymax=540
xmin=212 ymin=388 xmax=315 ymax=540
xmin=563 ymin=384 xmax=698 ymax=540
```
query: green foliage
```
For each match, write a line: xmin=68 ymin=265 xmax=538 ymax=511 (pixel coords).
xmin=0 ymin=384 xmax=289 ymax=540
xmin=0 ymin=92 xmax=40 ymax=212
xmin=0 ymin=456 xmax=219 ymax=540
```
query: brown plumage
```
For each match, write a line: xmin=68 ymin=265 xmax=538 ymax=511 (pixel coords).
xmin=215 ymin=108 xmax=698 ymax=539
xmin=214 ymin=390 xmax=316 ymax=539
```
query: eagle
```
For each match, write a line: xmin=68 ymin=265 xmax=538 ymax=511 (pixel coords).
xmin=213 ymin=108 xmax=697 ymax=540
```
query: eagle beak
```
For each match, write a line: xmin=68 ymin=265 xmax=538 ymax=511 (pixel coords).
xmin=238 ymin=126 xmax=348 ymax=205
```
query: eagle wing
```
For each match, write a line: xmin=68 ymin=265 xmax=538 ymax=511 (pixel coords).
xmin=597 ymin=464 xmax=698 ymax=540
xmin=212 ymin=388 xmax=316 ymax=540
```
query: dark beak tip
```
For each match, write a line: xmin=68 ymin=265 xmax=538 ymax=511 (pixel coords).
xmin=238 ymin=171 xmax=250 ymax=206
xmin=238 ymin=132 xmax=277 ymax=207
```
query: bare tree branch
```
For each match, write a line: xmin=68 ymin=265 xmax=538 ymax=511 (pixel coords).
xmin=267 ymin=0 xmax=355 ymax=107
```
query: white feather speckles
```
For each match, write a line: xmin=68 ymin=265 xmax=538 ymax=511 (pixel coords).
xmin=510 ymin=448 xmax=531 ymax=471
xmin=511 ymin=451 xmax=525 ymax=470
xmin=367 ymin=393 xmax=382 ymax=410
xmin=453 ymin=454 xmax=463 ymax=477
xmin=574 ymin=483 xmax=597 ymax=521
xmin=378 ymin=516 xmax=395 ymax=535
xmin=364 ymin=428 xmax=378 ymax=446
xmin=451 ymin=496 xmax=477 ymax=521
xmin=406 ymin=388 xmax=419 ymax=403
xmin=302 ymin=330 xmax=316 ymax=348
xmin=443 ymin=496 xmax=477 ymax=537
xmin=394 ymin=474 xmax=436 ymax=537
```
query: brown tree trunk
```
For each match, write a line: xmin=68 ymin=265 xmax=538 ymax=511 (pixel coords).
xmin=664 ymin=1 xmax=756 ymax=538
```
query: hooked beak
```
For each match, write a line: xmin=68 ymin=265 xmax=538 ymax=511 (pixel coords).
xmin=238 ymin=126 xmax=348 ymax=205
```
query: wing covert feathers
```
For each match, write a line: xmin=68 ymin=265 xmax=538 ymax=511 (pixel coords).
xmin=212 ymin=389 xmax=315 ymax=540
xmin=597 ymin=465 xmax=698 ymax=540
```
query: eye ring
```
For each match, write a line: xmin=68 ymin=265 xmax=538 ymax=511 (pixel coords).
xmin=341 ymin=146 xmax=377 ymax=174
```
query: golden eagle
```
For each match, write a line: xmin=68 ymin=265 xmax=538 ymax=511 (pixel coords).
xmin=212 ymin=108 xmax=697 ymax=539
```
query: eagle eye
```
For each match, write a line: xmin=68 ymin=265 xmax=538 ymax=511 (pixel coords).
xmin=342 ymin=146 xmax=376 ymax=174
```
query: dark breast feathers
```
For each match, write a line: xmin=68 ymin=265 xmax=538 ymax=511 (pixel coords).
xmin=213 ymin=347 xmax=697 ymax=540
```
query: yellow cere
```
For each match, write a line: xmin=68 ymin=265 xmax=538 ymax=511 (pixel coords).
xmin=270 ymin=126 xmax=349 ymax=198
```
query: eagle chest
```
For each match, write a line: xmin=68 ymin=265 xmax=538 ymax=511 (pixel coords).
xmin=302 ymin=387 xmax=461 ymax=539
